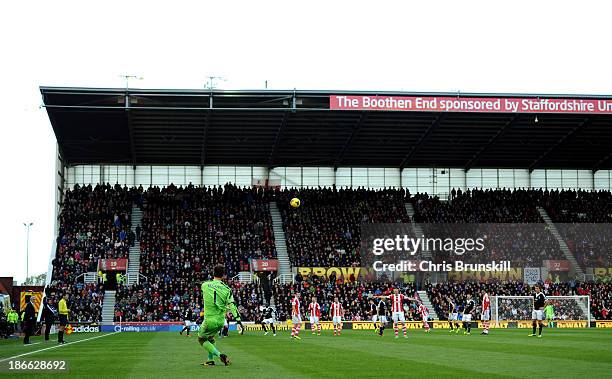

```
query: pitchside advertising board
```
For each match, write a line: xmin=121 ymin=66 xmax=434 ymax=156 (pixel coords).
xmin=594 ymin=267 xmax=612 ymax=279
xmin=99 ymin=322 xmax=242 ymax=333
xmin=291 ymin=321 xmax=609 ymax=329
xmin=65 ymin=323 xmax=101 ymax=334
xmin=329 ymin=95 xmax=612 ymax=114
xmin=298 ymin=266 xmax=528 ymax=282
xmin=93 ymin=320 xmax=612 ymax=332
xmin=297 ymin=267 xmax=365 ymax=280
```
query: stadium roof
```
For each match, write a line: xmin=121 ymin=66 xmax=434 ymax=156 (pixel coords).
xmin=41 ymin=87 xmax=612 ymax=171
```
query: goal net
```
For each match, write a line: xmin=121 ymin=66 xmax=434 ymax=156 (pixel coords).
xmin=492 ymin=296 xmax=591 ymax=326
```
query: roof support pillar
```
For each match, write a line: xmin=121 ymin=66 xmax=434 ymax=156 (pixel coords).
xmin=593 ymin=152 xmax=612 ymax=173
xmin=268 ymin=112 xmax=289 ymax=168
xmin=200 ymin=110 xmax=211 ymax=166
xmin=529 ymin=117 xmax=590 ymax=172
xmin=334 ymin=112 xmax=367 ymax=168
xmin=400 ymin=113 xmax=445 ymax=169
xmin=464 ymin=115 xmax=519 ymax=171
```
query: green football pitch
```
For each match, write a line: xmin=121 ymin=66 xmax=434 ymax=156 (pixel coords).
xmin=1 ymin=329 xmax=611 ymax=378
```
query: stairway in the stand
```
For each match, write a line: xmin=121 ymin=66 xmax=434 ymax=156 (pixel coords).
xmin=101 ymin=290 xmax=116 ymax=325
xmin=417 ymin=290 xmax=439 ymax=320
xmin=536 ymin=207 xmax=584 ymax=279
xmin=404 ymin=202 xmax=432 ymax=259
xmin=269 ymin=202 xmax=292 ymax=283
xmin=127 ymin=204 xmax=143 ymax=285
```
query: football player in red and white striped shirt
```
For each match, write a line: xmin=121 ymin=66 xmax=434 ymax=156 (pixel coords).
xmin=376 ymin=288 xmax=415 ymax=339
xmin=480 ymin=291 xmax=491 ymax=335
xmin=417 ymin=302 xmax=431 ymax=333
xmin=308 ymin=296 xmax=322 ymax=336
xmin=329 ymin=296 xmax=344 ymax=336
xmin=291 ymin=293 xmax=302 ymax=340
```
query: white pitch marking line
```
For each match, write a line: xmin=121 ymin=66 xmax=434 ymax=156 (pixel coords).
xmin=0 ymin=332 xmax=120 ymax=363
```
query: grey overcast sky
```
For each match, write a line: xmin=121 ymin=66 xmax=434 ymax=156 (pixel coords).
xmin=1 ymin=0 xmax=611 ymax=283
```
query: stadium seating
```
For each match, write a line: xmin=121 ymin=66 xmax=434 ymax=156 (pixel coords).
xmin=45 ymin=283 xmax=105 ymax=323
xmin=412 ymin=188 xmax=543 ymax=223
xmin=541 ymin=189 xmax=612 ymax=268
xmin=112 ymin=184 xmax=274 ymax=322
xmin=412 ymin=189 xmax=566 ymax=266
xmin=139 ymin=183 xmax=275 ymax=281
xmin=114 ymin=280 xmax=263 ymax=322
xmin=542 ymin=189 xmax=612 ymax=223
xmin=48 ymin=185 xmax=612 ymax=322
xmin=49 ymin=183 xmax=134 ymax=322
xmin=277 ymin=187 xmax=410 ymax=267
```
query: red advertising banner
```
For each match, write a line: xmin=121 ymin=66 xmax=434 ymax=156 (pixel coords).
xmin=546 ymin=260 xmax=571 ymax=272
xmin=329 ymin=95 xmax=612 ymax=114
xmin=251 ymin=259 xmax=279 ymax=272
xmin=98 ymin=258 xmax=128 ymax=271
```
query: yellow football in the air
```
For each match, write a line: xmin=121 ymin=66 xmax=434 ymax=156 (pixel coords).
xmin=290 ymin=198 xmax=301 ymax=208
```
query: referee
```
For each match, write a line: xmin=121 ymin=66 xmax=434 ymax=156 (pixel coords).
xmin=58 ymin=293 xmax=70 ymax=344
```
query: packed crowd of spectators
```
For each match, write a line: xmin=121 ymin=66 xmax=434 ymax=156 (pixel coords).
xmin=114 ymin=280 xmax=263 ymax=322
xmin=114 ymin=184 xmax=275 ymax=321
xmin=53 ymin=183 xmax=135 ymax=283
xmin=412 ymin=188 xmax=543 ymax=223
xmin=278 ymin=187 xmax=410 ymax=267
xmin=139 ymin=183 xmax=276 ymax=283
xmin=49 ymin=184 xmax=612 ymax=323
xmin=231 ymin=282 xmax=265 ymax=322
xmin=574 ymin=281 xmax=612 ymax=320
xmin=541 ymin=189 xmax=612 ymax=268
xmin=557 ymin=223 xmax=612 ymax=268
xmin=114 ymin=280 xmax=200 ymax=322
xmin=45 ymin=282 xmax=105 ymax=323
xmin=413 ymin=189 xmax=565 ymax=266
xmin=49 ymin=183 xmax=136 ymax=322
xmin=542 ymin=189 xmax=612 ymax=223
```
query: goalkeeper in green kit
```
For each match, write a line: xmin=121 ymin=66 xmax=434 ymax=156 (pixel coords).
xmin=198 ymin=265 xmax=244 ymax=366
xmin=544 ymin=301 xmax=555 ymax=328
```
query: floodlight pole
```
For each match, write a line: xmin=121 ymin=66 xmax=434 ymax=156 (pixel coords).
xmin=121 ymin=75 xmax=142 ymax=90
xmin=205 ymin=76 xmax=225 ymax=90
xmin=23 ymin=222 xmax=33 ymax=282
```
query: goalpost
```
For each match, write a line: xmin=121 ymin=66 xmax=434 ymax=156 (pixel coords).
xmin=492 ymin=296 xmax=591 ymax=327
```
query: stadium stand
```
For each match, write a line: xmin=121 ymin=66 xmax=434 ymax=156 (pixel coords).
xmin=411 ymin=189 xmax=565 ymax=267
xmin=114 ymin=280 xmax=263 ymax=322
xmin=540 ymin=189 xmax=612 ymax=268
xmin=47 ymin=184 xmax=612 ymax=323
xmin=48 ymin=183 xmax=134 ymax=322
xmin=412 ymin=188 xmax=543 ymax=223
xmin=45 ymin=283 xmax=105 ymax=323
xmin=139 ymin=183 xmax=275 ymax=281
xmin=277 ymin=187 xmax=410 ymax=267
xmin=112 ymin=184 xmax=274 ymax=322
xmin=542 ymin=189 xmax=612 ymax=223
